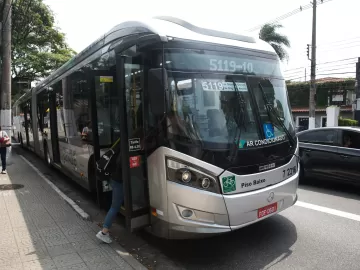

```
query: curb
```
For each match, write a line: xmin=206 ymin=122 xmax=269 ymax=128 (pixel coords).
xmin=19 ymin=155 xmax=91 ymax=220
xmin=19 ymin=154 xmax=149 ymax=270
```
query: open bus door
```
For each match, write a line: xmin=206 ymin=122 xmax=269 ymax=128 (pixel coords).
xmin=87 ymin=69 xmax=118 ymax=207
xmin=88 ymin=46 xmax=150 ymax=232
xmin=116 ymin=47 xmax=150 ymax=232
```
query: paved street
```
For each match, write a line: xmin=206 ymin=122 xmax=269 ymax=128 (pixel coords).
xmin=141 ymin=183 xmax=360 ymax=270
xmin=0 ymin=149 xmax=144 ymax=270
xmin=11 ymin=146 xmax=360 ymax=270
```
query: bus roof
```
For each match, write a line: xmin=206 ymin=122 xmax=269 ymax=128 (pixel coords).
xmin=14 ymin=16 xmax=276 ymax=105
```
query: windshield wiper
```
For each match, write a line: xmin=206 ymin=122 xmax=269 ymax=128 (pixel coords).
xmin=258 ymin=83 xmax=296 ymax=149
xmin=229 ymin=79 xmax=248 ymax=162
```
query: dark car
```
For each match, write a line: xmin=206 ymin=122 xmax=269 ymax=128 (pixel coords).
xmin=295 ymin=125 xmax=307 ymax=133
xmin=297 ymin=126 xmax=360 ymax=185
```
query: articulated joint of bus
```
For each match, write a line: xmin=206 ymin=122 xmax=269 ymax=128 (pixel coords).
xmin=147 ymin=145 xmax=299 ymax=239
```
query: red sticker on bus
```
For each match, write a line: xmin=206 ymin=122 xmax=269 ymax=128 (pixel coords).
xmin=129 ymin=156 xmax=140 ymax=168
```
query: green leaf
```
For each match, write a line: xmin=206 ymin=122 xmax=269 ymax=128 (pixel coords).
xmin=259 ymin=23 xmax=290 ymax=61
xmin=11 ymin=0 xmax=76 ymax=101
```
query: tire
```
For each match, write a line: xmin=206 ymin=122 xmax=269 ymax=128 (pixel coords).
xmin=299 ymin=165 xmax=307 ymax=184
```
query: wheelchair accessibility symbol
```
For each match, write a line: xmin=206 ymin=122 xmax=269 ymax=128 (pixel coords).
xmin=263 ymin=123 xmax=275 ymax=139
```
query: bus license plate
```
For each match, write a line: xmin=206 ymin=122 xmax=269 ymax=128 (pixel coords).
xmin=258 ymin=202 xmax=277 ymax=219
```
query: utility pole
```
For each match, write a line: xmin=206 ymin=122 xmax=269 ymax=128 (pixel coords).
xmin=1 ymin=0 xmax=11 ymax=135
xmin=308 ymin=0 xmax=317 ymax=130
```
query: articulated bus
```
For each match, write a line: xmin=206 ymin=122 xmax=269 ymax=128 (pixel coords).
xmin=13 ymin=16 xmax=299 ymax=239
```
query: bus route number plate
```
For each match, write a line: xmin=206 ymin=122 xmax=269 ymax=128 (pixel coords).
xmin=257 ymin=202 xmax=277 ymax=219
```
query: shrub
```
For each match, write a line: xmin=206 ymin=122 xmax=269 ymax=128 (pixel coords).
xmin=338 ymin=117 xmax=358 ymax=126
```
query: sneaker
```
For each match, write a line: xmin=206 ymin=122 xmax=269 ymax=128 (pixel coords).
xmin=96 ymin=231 xmax=112 ymax=244
xmin=1 ymin=170 xmax=6 ymax=174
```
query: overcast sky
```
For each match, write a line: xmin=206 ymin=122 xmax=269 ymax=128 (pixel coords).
xmin=44 ymin=0 xmax=358 ymax=82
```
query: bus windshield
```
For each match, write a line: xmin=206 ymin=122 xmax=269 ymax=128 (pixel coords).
xmin=164 ymin=49 xmax=295 ymax=152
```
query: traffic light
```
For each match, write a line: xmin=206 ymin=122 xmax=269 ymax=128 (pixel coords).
xmin=306 ymin=44 xmax=310 ymax=60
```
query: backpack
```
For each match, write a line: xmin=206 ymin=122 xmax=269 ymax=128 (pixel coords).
xmin=0 ymin=131 xmax=10 ymax=148
xmin=96 ymin=138 xmax=121 ymax=182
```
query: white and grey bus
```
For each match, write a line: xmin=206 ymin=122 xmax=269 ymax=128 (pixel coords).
xmin=13 ymin=16 xmax=299 ymax=239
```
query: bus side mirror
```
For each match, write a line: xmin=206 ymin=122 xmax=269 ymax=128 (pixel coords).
xmin=148 ymin=68 xmax=167 ymax=117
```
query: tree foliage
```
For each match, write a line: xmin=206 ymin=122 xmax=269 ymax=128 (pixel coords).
xmin=259 ymin=23 xmax=290 ymax=61
xmin=338 ymin=117 xmax=358 ymax=126
xmin=9 ymin=0 xmax=76 ymax=100
xmin=287 ymin=79 xmax=355 ymax=108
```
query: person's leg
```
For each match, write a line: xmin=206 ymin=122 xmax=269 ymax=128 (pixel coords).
xmin=96 ymin=179 xmax=123 ymax=243
xmin=0 ymin=148 xmax=6 ymax=172
xmin=103 ymin=180 xmax=123 ymax=232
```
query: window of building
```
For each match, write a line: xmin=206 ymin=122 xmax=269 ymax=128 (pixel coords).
xmin=321 ymin=117 xmax=327 ymax=127
xmin=297 ymin=116 xmax=309 ymax=130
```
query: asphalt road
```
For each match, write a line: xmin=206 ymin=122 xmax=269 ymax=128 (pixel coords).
xmin=12 ymin=146 xmax=360 ymax=270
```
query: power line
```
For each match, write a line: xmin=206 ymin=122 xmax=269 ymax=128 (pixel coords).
xmin=246 ymin=3 xmax=312 ymax=32
xmin=317 ymin=62 xmax=357 ymax=71
xmin=317 ymin=44 xmax=360 ymax=53
xmin=284 ymin=66 xmax=306 ymax=72
xmin=317 ymin=57 xmax=357 ymax=66
xmin=284 ymin=59 xmax=357 ymax=75
xmin=318 ymin=40 xmax=360 ymax=49
xmin=316 ymin=71 xmax=356 ymax=76
xmin=287 ymin=41 xmax=360 ymax=55
xmin=246 ymin=0 xmax=334 ymax=32
xmin=287 ymin=72 xmax=356 ymax=81
xmin=284 ymin=69 xmax=306 ymax=76
xmin=287 ymin=68 xmax=355 ymax=76
xmin=285 ymin=64 xmax=357 ymax=79
xmin=287 ymin=76 xmax=304 ymax=81
xmin=316 ymin=67 xmax=355 ymax=73
xmin=317 ymin=36 xmax=360 ymax=47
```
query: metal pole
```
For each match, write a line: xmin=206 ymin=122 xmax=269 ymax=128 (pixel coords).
xmin=305 ymin=68 xmax=307 ymax=82
xmin=308 ymin=0 xmax=317 ymax=129
xmin=1 ymin=0 xmax=11 ymax=134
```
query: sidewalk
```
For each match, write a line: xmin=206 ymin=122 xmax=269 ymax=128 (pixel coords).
xmin=0 ymin=151 xmax=145 ymax=270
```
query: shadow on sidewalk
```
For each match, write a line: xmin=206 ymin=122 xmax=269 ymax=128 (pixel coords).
xmin=7 ymin=146 xmax=299 ymax=270
xmin=0 ymin=150 xmax=132 ymax=269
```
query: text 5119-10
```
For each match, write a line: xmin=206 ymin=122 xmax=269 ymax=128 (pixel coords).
xmin=209 ymin=59 xmax=254 ymax=73
xmin=283 ymin=166 xmax=296 ymax=179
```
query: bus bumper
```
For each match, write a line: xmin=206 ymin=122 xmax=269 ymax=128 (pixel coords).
xmin=151 ymin=170 xmax=299 ymax=239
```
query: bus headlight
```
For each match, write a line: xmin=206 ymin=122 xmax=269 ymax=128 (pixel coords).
xmin=166 ymin=158 xmax=221 ymax=194
xmin=181 ymin=170 xmax=192 ymax=183
xmin=200 ymin=177 xmax=211 ymax=189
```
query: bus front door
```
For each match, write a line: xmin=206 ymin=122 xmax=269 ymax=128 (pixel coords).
xmin=116 ymin=47 xmax=150 ymax=232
